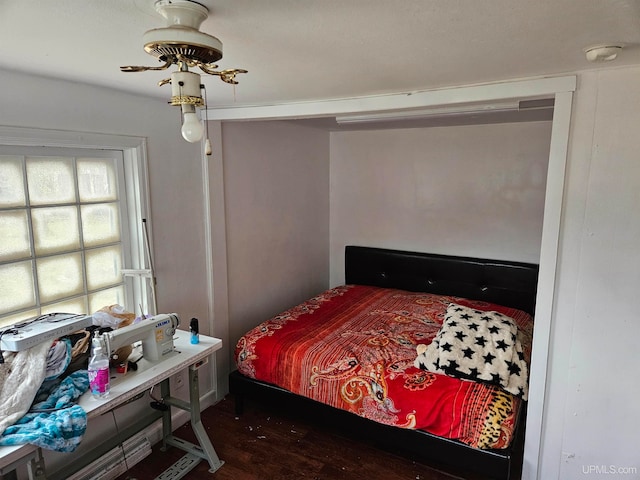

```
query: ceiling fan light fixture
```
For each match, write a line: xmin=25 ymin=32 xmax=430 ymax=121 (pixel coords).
xmin=169 ymin=70 xmax=204 ymax=107
xmin=121 ymin=0 xmax=246 ymax=149
xmin=181 ymin=111 xmax=204 ymax=142
xmin=169 ymin=70 xmax=205 ymax=143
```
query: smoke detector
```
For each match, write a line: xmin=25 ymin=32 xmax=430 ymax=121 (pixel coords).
xmin=584 ymin=44 xmax=623 ymax=63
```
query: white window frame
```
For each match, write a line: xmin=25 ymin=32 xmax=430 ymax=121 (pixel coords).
xmin=0 ymin=126 xmax=155 ymax=319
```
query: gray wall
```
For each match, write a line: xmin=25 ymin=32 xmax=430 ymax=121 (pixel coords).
xmin=221 ymin=120 xmax=330 ymax=365
xmin=329 ymin=121 xmax=552 ymax=286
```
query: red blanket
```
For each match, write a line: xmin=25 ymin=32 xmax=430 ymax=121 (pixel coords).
xmin=235 ymin=285 xmax=533 ymax=449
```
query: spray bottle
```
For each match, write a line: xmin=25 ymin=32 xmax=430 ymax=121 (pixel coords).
xmin=88 ymin=332 xmax=110 ymax=398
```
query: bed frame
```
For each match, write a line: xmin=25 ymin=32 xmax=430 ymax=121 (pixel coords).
xmin=229 ymin=245 xmax=539 ymax=479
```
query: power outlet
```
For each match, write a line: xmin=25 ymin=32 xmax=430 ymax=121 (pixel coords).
xmin=174 ymin=371 xmax=185 ymax=390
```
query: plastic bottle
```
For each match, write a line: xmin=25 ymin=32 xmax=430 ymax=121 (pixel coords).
xmin=88 ymin=334 xmax=110 ymax=398
xmin=190 ymin=318 xmax=199 ymax=344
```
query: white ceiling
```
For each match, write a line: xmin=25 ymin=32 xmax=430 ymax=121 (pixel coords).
xmin=1 ymin=0 xmax=639 ymax=112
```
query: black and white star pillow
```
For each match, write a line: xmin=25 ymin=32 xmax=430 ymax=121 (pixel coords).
xmin=414 ymin=303 xmax=528 ymax=399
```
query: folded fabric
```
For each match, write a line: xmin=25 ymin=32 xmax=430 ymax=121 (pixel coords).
xmin=44 ymin=338 xmax=72 ymax=381
xmin=415 ymin=303 xmax=529 ymax=399
xmin=0 ymin=371 xmax=90 ymax=452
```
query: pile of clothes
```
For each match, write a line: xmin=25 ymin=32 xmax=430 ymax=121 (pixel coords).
xmin=0 ymin=305 xmax=136 ymax=452
xmin=0 ymin=338 xmax=89 ymax=452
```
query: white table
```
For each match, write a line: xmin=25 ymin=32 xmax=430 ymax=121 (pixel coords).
xmin=0 ymin=330 xmax=223 ymax=480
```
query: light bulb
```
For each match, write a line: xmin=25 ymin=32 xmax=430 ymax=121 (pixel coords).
xmin=181 ymin=112 xmax=204 ymax=143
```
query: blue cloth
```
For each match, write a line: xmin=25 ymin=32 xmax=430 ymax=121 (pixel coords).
xmin=0 ymin=371 xmax=89 ymax=452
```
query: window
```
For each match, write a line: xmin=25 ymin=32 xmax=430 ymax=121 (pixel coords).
xmin=0 ymin=132 xmax=152 ymax=329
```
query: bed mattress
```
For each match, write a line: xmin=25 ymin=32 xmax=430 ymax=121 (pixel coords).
xmin=235 ymin=284 xmax=533 ymax=449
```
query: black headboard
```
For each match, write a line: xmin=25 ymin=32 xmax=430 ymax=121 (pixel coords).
xmin=345 ymin=246 xmax=539 ymax=314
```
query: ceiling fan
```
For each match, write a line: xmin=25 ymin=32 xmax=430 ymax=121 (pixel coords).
xmin=121 ymin=0 xmax=247 ymax=84
xmin=121 ymin=0 xmax=247 ymax=145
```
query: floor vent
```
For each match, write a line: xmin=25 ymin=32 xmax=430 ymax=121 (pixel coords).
xmin=155 ymin=453 xmax=202 ymax=480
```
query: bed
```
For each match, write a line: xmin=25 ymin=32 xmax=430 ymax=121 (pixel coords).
xmin=229 ymin=246 xmax=538 ymax=479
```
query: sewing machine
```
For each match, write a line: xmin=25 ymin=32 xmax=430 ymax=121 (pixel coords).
xmin=96 ymin=313 xmax=180 ymax=362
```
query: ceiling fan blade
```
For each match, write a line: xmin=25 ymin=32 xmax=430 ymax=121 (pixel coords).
xmin=218 ymin=68 xmax=248 ymax=84
xmin=220 ymin=68 xmax=248 ymax=75
xmin=120 ymin=58 xmax=173 ymax=73
xmin=120 ymin=65 xmax=152 ymax=72
xmin=196 ymin=65 xmax=248 ymax=84
xmin=196 ymin=63 xmax=220 ymax=75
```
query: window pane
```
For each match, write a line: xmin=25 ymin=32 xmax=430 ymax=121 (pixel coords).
xmin=0 ymin=142 xmax=143 ymax=326
xmin=0 ymin=309 xmax=38 ymax=329
xmin=89 ymin=286 xmax=125 ymax=313
xmin=26 ymin=157 xmax=76 ymax=205
xmin=86 ymin=245 xmax=122 ymax=290
xmin=78 ymin=158 xmax=118 ymax=202
xmin=81 ymin=203 xmax=120 ymax=247
xmin=41 ymin=298 xmax=86 ymax=316
xmin=0 ymin=156 xmax=26 ymax=207
xmin=0 ymin=261 xmax=36 ymax=315
xmin=36 ymin=253 xmax=84 ymax=303
xmin=31 ymin=206 xmax=80 ymax=255
xmin=0 ymin=210 xmax=31 ymax=261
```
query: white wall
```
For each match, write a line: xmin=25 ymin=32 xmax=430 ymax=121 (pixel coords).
xmin=222 ymin=120 xmax=330 ymax=366
xmin=540 ymin=66 xmax=640 ymax=479
xmin=329 ymin=122 xmax=552 ymax=286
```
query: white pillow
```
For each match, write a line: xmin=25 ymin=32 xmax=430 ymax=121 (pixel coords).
xmin=414 ymin=303 xmax=528 ymax=399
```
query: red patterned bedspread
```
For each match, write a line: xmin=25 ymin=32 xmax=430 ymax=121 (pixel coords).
xmin=235 ymin=285 xmax=534 ymax=449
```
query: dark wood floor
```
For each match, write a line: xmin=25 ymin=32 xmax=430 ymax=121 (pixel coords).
xmin=116 ymin=394 xmax=501 ymax=480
